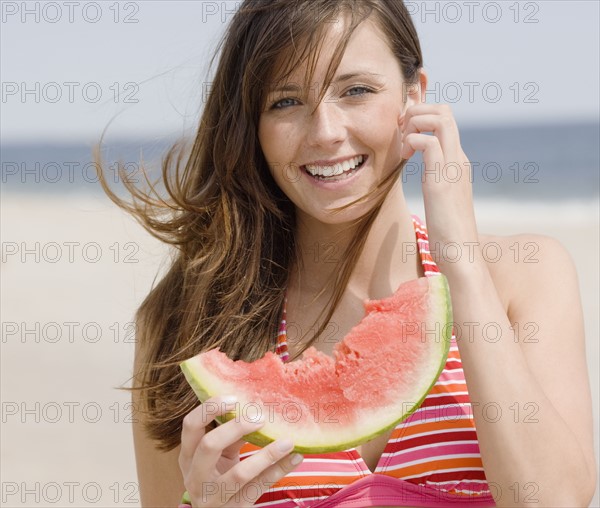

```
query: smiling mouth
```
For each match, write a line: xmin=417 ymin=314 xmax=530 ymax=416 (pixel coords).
xmin=302 ymin=155 xmax=367 ymax=181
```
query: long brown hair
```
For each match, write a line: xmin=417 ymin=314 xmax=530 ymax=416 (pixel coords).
xmin=95 ymin=0 xmax=423 ymax=451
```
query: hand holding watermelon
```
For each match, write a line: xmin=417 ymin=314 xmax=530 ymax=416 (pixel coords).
xmin=178 ymin=395 xmax=304 ymax=507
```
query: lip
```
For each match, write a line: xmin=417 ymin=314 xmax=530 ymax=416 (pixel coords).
xmin=301 ymin=154 xmax=368 ymax=190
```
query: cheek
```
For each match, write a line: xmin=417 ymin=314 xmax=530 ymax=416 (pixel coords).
xmin=258 ymin=120 xmax=292 ymax=166
xmin=362 ymin=104 xmax=401 ymax=150
xmin=258 ymin=121 xmax=293 ymax=188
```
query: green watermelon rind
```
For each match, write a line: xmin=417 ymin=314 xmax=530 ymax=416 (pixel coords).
xmin=180 ymin=274 xmax=452 ymax=454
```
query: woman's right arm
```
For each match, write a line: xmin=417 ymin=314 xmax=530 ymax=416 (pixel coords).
xmin=133 ymin=401 xmax=185 ymax=507
xmin=132 ymin=340 xmax=187 ymax=508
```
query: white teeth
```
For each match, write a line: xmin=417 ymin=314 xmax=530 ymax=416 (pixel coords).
xmin=305 ymin=155 xmax=364 ymax=177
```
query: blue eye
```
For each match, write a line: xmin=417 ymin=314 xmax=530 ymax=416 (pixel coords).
xmin=271 ymin=97 xmax=299 ymax=109
xmin=346 ymin=86 xmax=373 ymax=97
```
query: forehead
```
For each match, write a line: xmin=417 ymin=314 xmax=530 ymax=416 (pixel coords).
xmin=268 ymin=16 xmax=396 ymax=90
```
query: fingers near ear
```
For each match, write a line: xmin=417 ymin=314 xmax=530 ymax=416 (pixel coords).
xmin=403 ymin=114 xmax=457 ymax=155
xmin=401 ymin=133 xmax=444 ymax=168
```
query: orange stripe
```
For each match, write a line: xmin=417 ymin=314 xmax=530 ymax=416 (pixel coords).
xmin=240 ymin=442 xmax=261 ymax=454
xmin=391 ymin=418 xmax=476 ymax=439
xmin=390 ymin=457 xmax=485 ymax=478
xmin=447 ymin=349 xmax=461 ymax=359
xmin=428 ymin=383 xmax=467 ymax=395
xmin=272 ymin=474 xmax=361 ymax=487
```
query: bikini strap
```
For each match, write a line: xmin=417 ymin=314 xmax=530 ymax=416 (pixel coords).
xmin=275 ymin=293 xmax=290 ymax=362
xmin=411 ymin=215 xmax=441 ymax=276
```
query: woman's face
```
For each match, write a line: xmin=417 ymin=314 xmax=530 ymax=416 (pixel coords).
xmin=258 ymin=17 xmax=415 ymax=226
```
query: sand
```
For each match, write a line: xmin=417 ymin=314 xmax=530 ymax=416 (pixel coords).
xmin=2 ymin=194 xmax=598 ymax=507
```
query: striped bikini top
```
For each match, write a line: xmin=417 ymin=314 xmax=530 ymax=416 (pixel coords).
xmin=239 ymin=217 xmax=496 ymax=507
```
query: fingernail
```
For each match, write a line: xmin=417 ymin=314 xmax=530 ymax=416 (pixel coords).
xmin=276 ymin=438 xmax=294 ymax=452
xmin=222 ymin=395 xmax=237 ymax=406
xmin=247 ymin=414 xmax=265 ymax=426
xmin=290 ymin=453 xmax=304 ymax=465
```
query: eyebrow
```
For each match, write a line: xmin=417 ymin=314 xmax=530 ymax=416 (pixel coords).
xmin=335 ymin=71 xmax=384 ymax=82
xmin=271 ymin=71 xmax=384 ymax=93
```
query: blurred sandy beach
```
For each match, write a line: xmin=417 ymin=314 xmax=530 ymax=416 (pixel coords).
xmin=1 ymin=194 xmax=598 ymax=507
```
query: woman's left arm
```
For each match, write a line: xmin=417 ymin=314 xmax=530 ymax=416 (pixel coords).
xmin=400 ymin=103 xmax=597 ymax=507
xmin=447 ymin=232 xmax=596 ymax=507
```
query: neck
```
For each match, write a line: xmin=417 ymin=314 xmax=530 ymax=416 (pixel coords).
xmin=291 ymin=181 xmax=422 ymax=300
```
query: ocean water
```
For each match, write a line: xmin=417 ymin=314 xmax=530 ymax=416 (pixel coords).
xmin=1 ymin=122 xmax=598 ymax=202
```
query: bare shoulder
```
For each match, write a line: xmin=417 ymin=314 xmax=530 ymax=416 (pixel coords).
xmin=477 ymin=232 xmax=579 ymax=316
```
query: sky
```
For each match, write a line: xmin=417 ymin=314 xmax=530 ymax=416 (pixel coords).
xmin=1 ymin=0 xmax=599 ymax=143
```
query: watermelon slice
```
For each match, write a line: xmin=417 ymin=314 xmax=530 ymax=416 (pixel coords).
xmin=180 ymin=275 xmax=452 ymax=453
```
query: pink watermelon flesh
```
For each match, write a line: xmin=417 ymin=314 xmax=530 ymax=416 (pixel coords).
xmin=180 ymin=275 xmax=452 ymax=453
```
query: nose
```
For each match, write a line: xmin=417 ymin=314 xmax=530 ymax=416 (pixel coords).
xmin=304 ymin=100 xmax=345 ymax=148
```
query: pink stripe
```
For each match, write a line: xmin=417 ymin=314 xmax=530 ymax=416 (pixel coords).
xmin=413 ymin=403 xmax=473 ymax=420
xmin=425 ymin=481 xmax=492 ymax=495
xmin=403 ymin=407 xmax=473 ymax=425
xmin=255 ymin=499 xmax=324 ymax=508
xmin=292 ymin=461 xmax=365 ymax=476
xmin=438 ymin=369 xmax=469 ymax=382
xmin=384 ymin=443 xmax=483 ymax=467
xmin=308 ymin=475 xmax=495 ymax=507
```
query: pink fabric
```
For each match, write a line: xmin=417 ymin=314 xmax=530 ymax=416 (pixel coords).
xmin=308 ymin=475 xmax=495 ymax=507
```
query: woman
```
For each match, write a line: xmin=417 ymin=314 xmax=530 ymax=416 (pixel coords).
xmin=97 ymin=1 xmax=596 ymax=506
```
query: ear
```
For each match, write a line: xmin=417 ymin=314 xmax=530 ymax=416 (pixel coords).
xmin=404 ymin=68 xmax=428 ymax=108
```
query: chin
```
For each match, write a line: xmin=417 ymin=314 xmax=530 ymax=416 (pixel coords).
xmin=299 ymin=200 xmax=379 ymax=228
